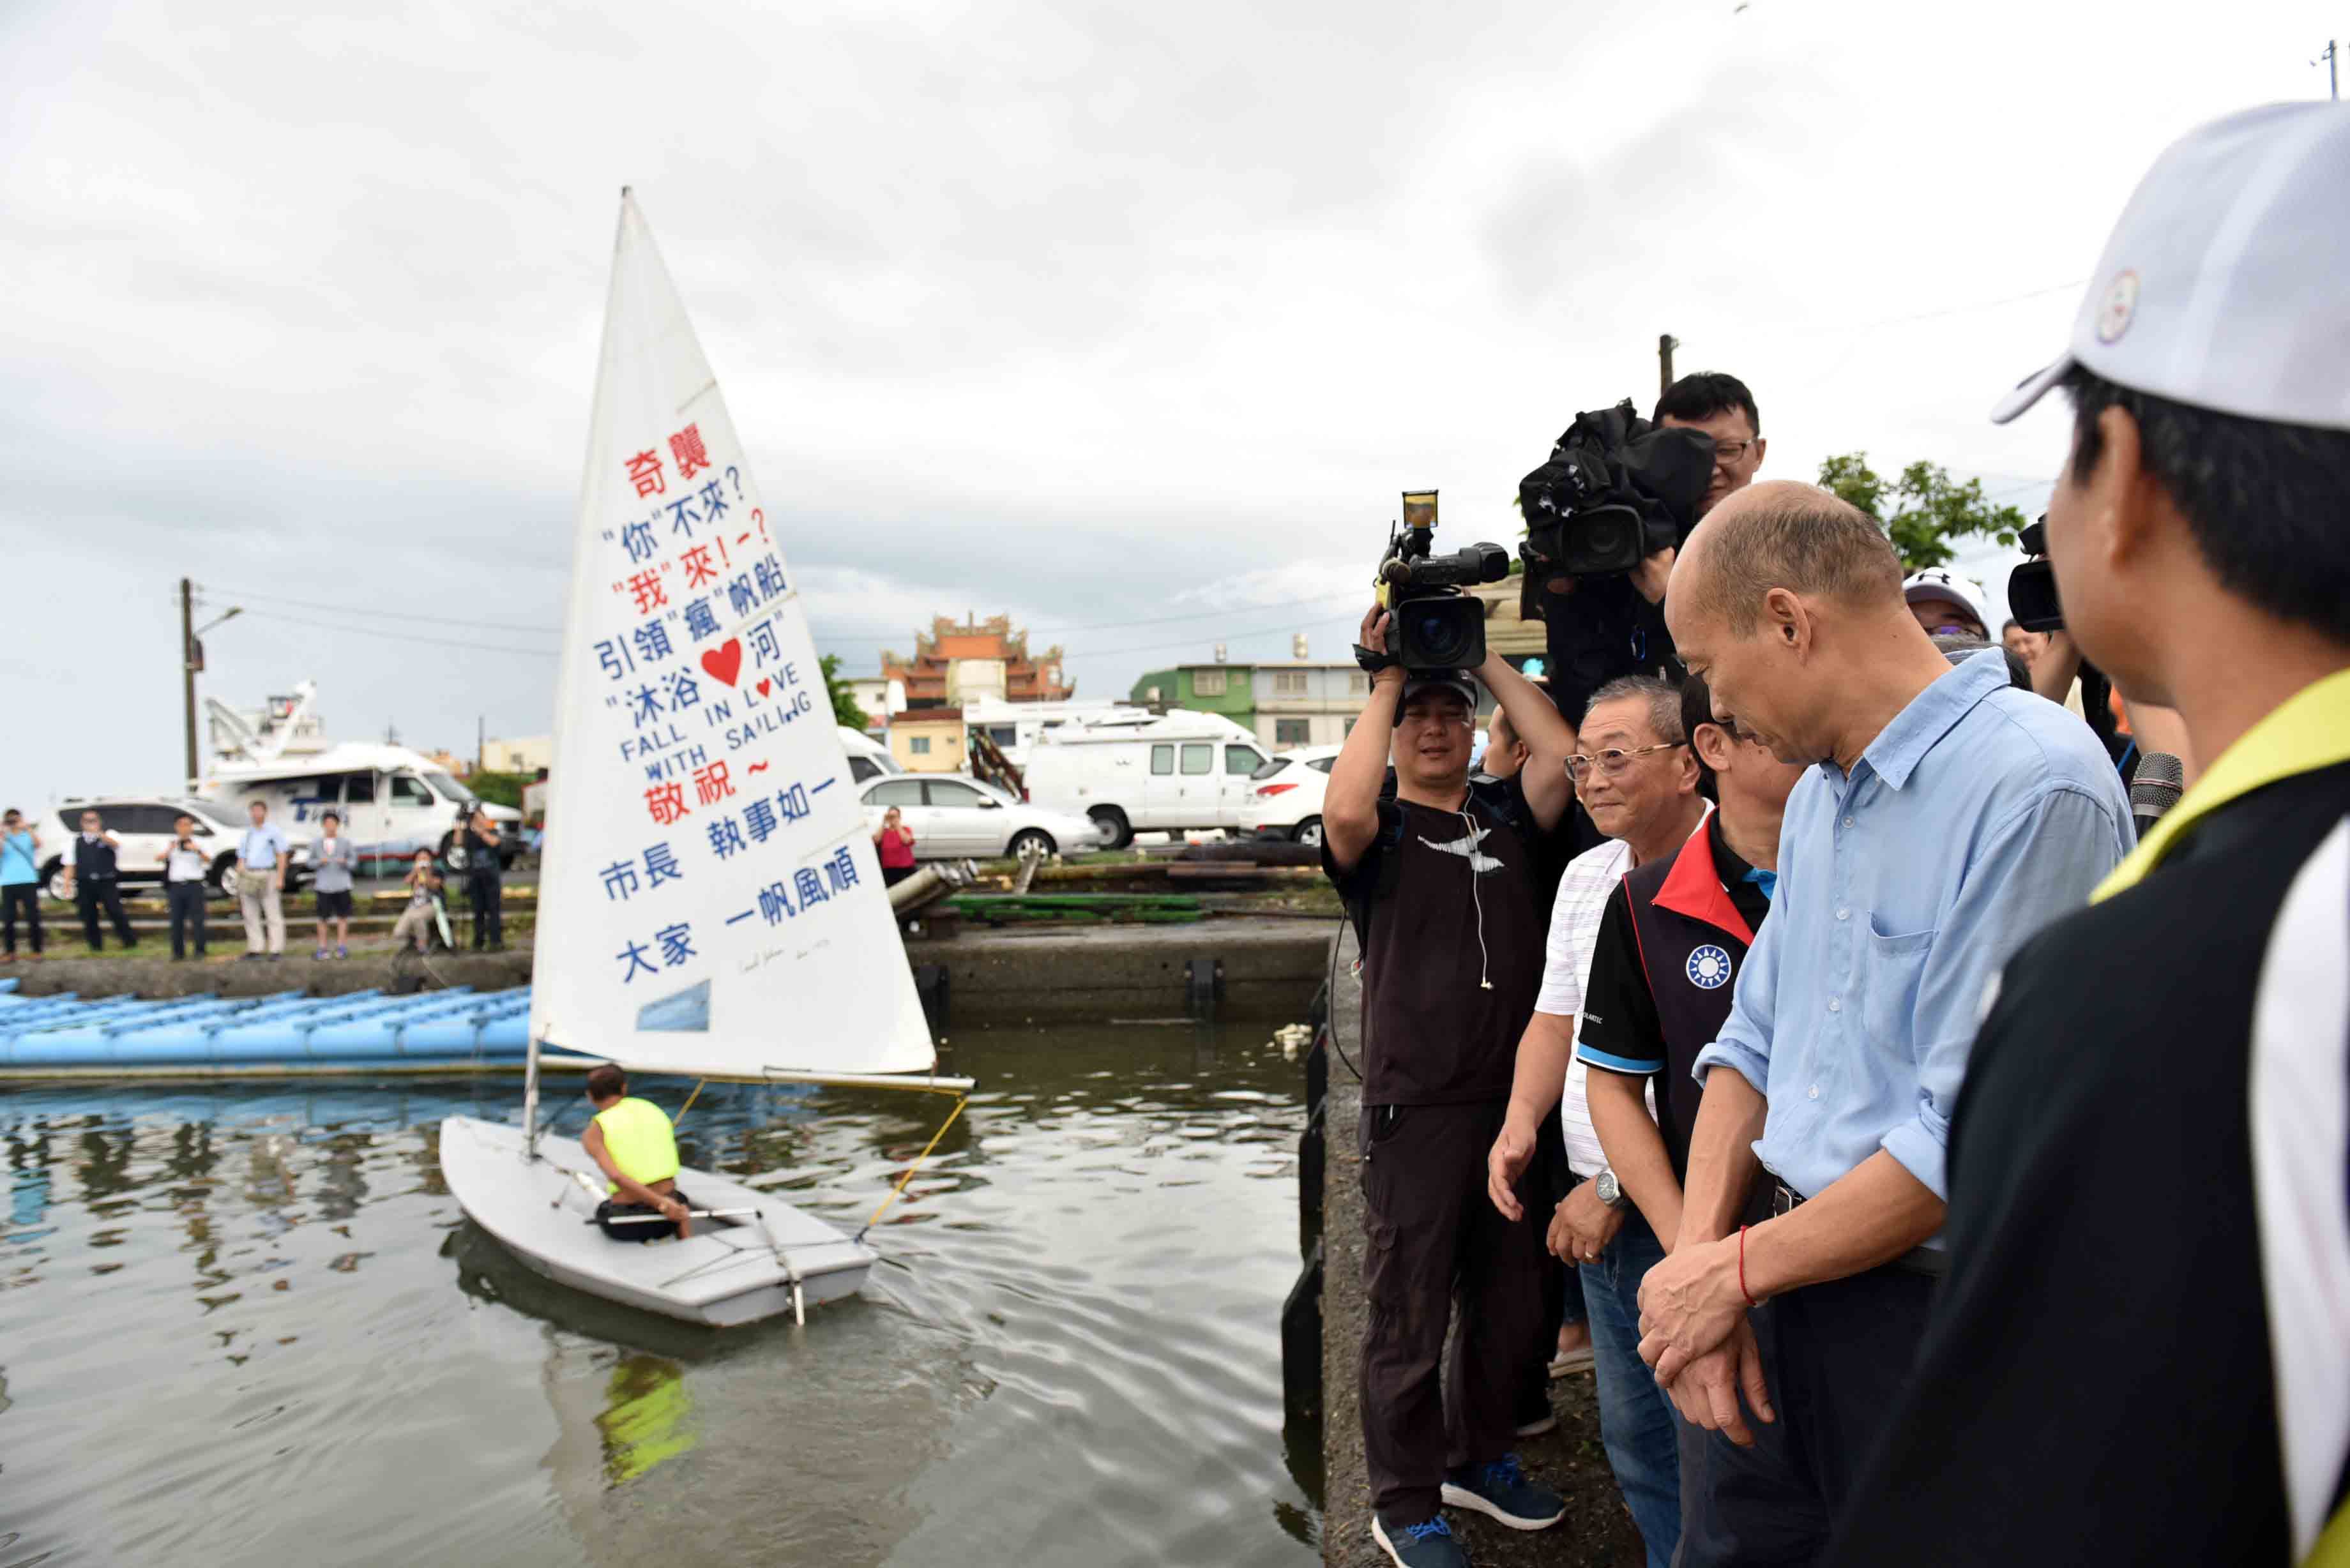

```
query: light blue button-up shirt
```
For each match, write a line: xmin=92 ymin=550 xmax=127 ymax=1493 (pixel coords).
xmin=1692 ymin=651 xmax=2133 ymax=1217
xmin=239 ymin=822 xmax=289 ymax=870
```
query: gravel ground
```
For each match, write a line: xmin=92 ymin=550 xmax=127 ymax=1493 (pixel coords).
xmin=1323 ymin=925 xmax=1648 ymax=1567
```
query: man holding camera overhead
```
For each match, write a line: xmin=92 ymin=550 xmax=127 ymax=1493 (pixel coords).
xmin=1524 ymin=373 xmax=1764 ymax=728
xmin=1323 ymin=601 xmax=1579 ymax=1568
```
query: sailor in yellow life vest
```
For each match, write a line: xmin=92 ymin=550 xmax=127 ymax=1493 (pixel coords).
xmin=582 ymin=1064 xmax=694 ymax=1241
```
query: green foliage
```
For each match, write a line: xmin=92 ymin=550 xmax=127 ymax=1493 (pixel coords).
xmin=1816 ymin=453 xmax=2026 ymax=573
xmin=819 ymin=653 xmax=868 ymax=729
xmin=466 ymin=770 xmax=529 ymax=810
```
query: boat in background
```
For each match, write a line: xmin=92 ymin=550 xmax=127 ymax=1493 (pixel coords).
xmin=439 ymin=189 xmax=969 ymax=1328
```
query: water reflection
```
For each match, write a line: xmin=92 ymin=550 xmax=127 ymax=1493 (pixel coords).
xmin=0 ymin=1023 xmax=1315 ymax=1566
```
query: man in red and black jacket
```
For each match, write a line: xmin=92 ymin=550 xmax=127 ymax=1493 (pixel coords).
xmin=1574 ymin=673 xmax=1805 ymax=1551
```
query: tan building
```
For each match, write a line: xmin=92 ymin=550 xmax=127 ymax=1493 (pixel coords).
xmin=483 ymin=735 xmax=554 ymax=773
xmin=889 ymin=708 xmax=968 ymax=773
xmin=880 ymin=614 xmax=1074 ymax=710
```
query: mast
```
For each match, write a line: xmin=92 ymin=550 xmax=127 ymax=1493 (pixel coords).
xmin=522 ymin=1028 xmax=543 ymax=1159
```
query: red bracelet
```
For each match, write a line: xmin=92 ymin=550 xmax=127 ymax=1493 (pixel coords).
xmin=1738 ymin=1223 xmax=1759 ymax=1308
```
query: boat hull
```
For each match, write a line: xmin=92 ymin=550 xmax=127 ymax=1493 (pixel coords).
xmin=437 ymin=1113 xmax=874 ymax=1327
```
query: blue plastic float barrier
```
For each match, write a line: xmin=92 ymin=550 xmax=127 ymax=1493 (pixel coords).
xmin=0 ymin=984 xmax=543 ymax=1074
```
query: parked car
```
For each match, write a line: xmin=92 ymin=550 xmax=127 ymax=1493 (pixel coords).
xmin=36 ymin=795 xmax=308 ymax=901
xmin=1238 ymin=746 xmax=1340 ymax=845
xmin=857 ymin=774 xmax=1106 ymax=861
xmin=1020 ymin=713 xmax=1272 ymax=848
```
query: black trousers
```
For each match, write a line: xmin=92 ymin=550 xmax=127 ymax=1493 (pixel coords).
xmin=1520 ymin=1101 xmax=1572 ymax=1420
xmin=1677 ymin=1253 xmax=1937 ymax=1565
xmin=467 ymin=870 xmax=502 ymax=948
xmin=1 ymin=884 xmax=40 ymax=954
xmin=167 ymin=881 xmax=208 ymax=958
xmin=77 ymin=878 xmax=133 ymax=949
xmin=1360 ymin=1099 xmax=1546 ymax=1525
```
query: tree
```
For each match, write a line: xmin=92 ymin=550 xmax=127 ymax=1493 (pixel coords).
xmin=1816 ymin=453 xmax=2026 ymax=574
xmin=819 ymin=654 xmax=868 ymax=729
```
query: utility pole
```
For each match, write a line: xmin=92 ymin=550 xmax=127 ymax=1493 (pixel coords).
xmin=181 ymin=578 xmax=199 ymax=788
xmin=2323 ymin=39 xmax=2339 ymax=100
xmin=1658 ymin=334 xmax=1679 ymax=398
xmin=476 ymin=714 xmax=485 ymax=775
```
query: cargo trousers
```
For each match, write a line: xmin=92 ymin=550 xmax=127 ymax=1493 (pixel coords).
xmin=1358 ymin=1097 xmax=1546 ymax=1526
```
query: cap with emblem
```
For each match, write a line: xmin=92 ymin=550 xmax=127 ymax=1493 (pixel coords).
xmin=1902 ymin=568 xmax=1989 ymax=630
xmin=1991 ymin=102 xmax=2350 ymax=431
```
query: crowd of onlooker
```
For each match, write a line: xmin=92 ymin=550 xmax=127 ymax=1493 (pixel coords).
xmin=1328 ymin=103 xmax=2350 ymax=1568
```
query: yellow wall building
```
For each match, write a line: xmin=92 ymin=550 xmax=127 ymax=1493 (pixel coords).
xmin=889 ymin=709 xmax=968 ymax=773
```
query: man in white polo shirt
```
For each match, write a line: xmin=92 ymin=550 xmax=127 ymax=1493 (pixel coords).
xmin=1488 ymin=673 xmax=1706 ymax=1567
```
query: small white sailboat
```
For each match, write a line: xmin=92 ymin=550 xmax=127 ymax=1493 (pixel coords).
xmin=441 ymin=190 xmax=970 ymax=1328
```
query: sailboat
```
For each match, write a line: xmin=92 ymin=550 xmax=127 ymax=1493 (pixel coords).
xmin=439 ymin=190 xmax=971 ymax=1328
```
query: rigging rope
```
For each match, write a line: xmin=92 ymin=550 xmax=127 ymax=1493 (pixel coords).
xmin=856 ymin=1094 xmax=969 ymax=1244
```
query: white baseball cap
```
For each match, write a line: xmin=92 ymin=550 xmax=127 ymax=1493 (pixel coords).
xmin=1902 ymin=568 xmax=1989 ymax=629
xmin=1992 ymin=102 xmax=2350 ymax=430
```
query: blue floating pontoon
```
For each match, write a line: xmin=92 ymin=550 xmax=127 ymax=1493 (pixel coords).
xmin=0 ymin=986 xmax=584 ymax=1078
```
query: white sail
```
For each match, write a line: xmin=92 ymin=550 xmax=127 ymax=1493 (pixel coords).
xmin=531 ymin=191 xmax=935 ymax=1081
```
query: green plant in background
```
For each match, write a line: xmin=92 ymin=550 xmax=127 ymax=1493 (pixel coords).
xmin=466 ymin=770 xmax=529 ymax=810
xmin=1817 ymin=453 xmax=2027 ymax=573
xmin=821 ymin=653 xmax=868 ymax=729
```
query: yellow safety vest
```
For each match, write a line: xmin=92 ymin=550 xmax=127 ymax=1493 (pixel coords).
xmin=593 ymin=1096 xmax=679 ymax=1195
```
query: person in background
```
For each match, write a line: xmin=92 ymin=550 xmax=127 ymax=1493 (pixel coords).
xmin=164 ymin=811 xmax=210 ymax=961
xmin=310 ymin=810 xmax=356 ymax=960
xmin=522 ymin=767 xmax=550 ymax=829
xmin=1831 ymin=102 xmax=2350 ymax=1566
xmin=875 ymin=807 xmax=918 ymax=887
xmin=1637 ymin=481 xmax=2130 ymax=1565
xmin=462 ymin=808 xmax=504 ymax=951
xmin=236 ymin=800 xmax=288 ymax=961
xmin=1324 ymin=605 xmax=1579 ymax=1568
xmin=1474 ymin=697 xmax=1596 ymax=1424
xmin=1487 ymin=674 xmax=1706 ymax=1567
xmin=1 ymin=808 xmax=43 ymax=962
xmin=1999 ymin=617 xmax=2047 ymax=669
xmin=390 ymin=849 xmax=443 ymax=954
xmin=1576 ymin=673 xmax=1806 ymax=1560
xmin=1900 ymin=568 xmax=1990 ymax=640
xmin=63 ymin=808 xmax=137 ymax=953
xmin=582 ymin=1064 xmax=694 ymax=1241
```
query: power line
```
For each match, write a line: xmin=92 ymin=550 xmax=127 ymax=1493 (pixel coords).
xmin=237 ymin=607 xmax=561 ymax=658
xmin=208 ymin=585 xmax=561 ymax=636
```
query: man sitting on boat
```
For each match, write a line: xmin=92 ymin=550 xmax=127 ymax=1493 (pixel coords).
xmin=582 ymin=1065 xmax=694 ymax=1241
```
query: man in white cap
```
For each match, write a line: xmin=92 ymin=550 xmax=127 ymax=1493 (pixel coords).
xmin=1830 ymin=102 xmax=2350 ymax=1566
xmin=1898 ymin=568 xmax=1989 ymax=640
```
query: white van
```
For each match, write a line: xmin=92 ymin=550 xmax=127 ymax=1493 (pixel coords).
xmin=838 ymin=725 xmax=900 ymax=783
xmin=1021 ymin=712 xmax=1271 ymax=848
xmin=202 ymin=743 xmax=523 ymax=875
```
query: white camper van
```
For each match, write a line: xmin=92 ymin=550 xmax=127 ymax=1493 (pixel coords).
xmin=1020 ymin=712 xmax=1271 ymax=848
xmin=202 ymin=744 xmax=524 ymax=875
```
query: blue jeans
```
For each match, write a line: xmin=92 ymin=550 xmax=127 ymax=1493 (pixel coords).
xmin=1580 ymin=1208 xmax=1681 ymax=1568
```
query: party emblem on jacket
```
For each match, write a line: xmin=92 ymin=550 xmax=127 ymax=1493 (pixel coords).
xmin=1418 ymin=824 xmax=1505 ymax=875
xmin=1687 ymin=944 xmax=1733 ymax=990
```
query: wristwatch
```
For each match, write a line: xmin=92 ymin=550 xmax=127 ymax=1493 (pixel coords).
xmin=1594 ymin=1170 xmax=1628 ymax=1209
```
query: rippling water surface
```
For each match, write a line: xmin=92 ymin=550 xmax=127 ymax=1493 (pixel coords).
xmin=0 ymin=1022 xmax=1316 ymax=1567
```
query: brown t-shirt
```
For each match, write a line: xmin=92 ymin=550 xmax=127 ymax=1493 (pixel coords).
xmin=1324 ymin=778 xmax=1548 ymax=1106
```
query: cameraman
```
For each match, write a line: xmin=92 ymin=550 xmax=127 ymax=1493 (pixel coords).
xmin=1535 ymin=373 xmax=1765 ymax=727
xmin=1324 ymin=605 xmax=1577 ymax=1568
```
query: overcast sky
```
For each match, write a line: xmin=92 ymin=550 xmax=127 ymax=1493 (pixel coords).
xmin=3 ymin=0 xmax=2336 ymax=804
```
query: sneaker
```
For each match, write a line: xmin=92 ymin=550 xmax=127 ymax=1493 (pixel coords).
xmin=1370 ymin=1514 xmax=1469 ymax=1568
xmin=335 ymin=945 xmax=347 ymax=959
xmin=1441 ymin=1454 xmax=1565 ymax=1532
xmin=313 ymin=949 xmax=330 ymax=960
xmin=239 ymin=953 xmax=262 ymax=962
xmin=267 ymin=953 xmax=282 ymax=962
xmin=1547 ymin=1345 xmax=1595 ymax=1378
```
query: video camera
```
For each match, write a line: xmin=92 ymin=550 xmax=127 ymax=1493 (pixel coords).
xmin=2008 ymin=516 xmax=2063 ymax=631
xmin=1376 ymin=490 xmax=1512 ymax=670
xmin=1517 ymin=401 xmax=1717 ymax=578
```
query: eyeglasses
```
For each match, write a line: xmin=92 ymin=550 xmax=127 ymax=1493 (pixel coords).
xmin=1711 ymin=439 xmax=1759 ymax=464
xmin=1566 ymin=741 xmax=1687 ymax=780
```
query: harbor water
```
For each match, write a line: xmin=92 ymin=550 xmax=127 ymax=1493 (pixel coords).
xmin=0 ymin=1021 xmax=1317 ymax=1567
